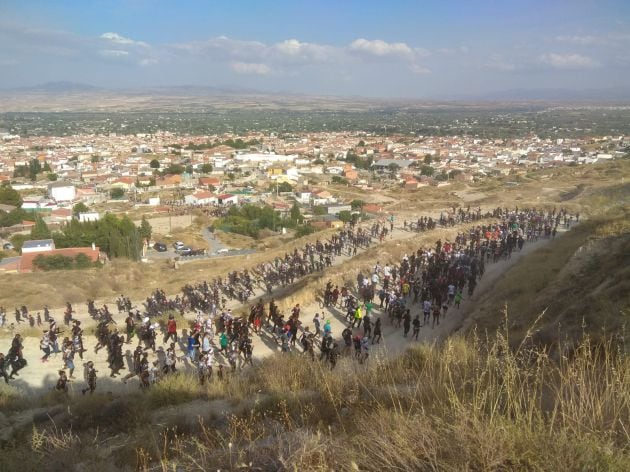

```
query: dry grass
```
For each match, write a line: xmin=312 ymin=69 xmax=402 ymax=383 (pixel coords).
xmin=2 ymin=323 xmax=629 ymax=471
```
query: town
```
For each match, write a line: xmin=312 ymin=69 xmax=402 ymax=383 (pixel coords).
xmin=0 ymin=127 xmax=627 ymax=272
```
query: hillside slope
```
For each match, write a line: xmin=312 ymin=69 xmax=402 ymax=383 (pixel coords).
xmin=462 ymin=185 xmax=630 ymax=350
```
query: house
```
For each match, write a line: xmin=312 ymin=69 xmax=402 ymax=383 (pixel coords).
xmin=198 ymin=176 xmax=221 ymax=188
xmin=311 ymin=214 xmax=344 ymax=229
xmin=155 ymin=174 xmax=182 ymax=188
xmin=217 ymin=193 xmax=238 ymax=205
xmin=184 ymin=190 xmax=218 ymax=205
xmin=295 ymin=190 xmax=312 ymax=204
xmin=50 ymin=208 xmax=73 ymax=222
xmin=78 ymin=212 xmax=100 ymax=222
xmin=21 ymin=239 xmax=55 ymax=254
xmin=48 ymin=181 xmax=76 ymax=202
xmin=343 ymin=169 xmax=359 ymax=181
xmin=327 ymin=204 xmax=352 ymax=215
xmin=110 ymin=177 xmax=136 ymax=190
xmin=403 ymin=177 xmax=420 ymax=189
xmin=362 ymin=203 xmax=384 ymax=215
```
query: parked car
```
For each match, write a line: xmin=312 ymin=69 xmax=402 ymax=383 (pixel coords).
xmin=178 ymin=247 xmax=193 ymax=256
xmin=3 ymin=242 xmax=14 ymax=251
xmin=173 ymin=241 xmax=185 ymax=250
xmin=153 ymin=242 xmax=167 ymax=252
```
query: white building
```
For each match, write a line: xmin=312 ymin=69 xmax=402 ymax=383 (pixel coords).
xmin=21 ymin=239 xmax=55 ymax=254
xmin=48 ymin=181 xmax=76 ymax=202
xmin=78 ymin=212 xmax=100 ymax=222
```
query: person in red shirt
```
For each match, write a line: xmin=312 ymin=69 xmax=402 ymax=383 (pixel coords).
xmin=164 ymin=314 xmax=178 ymax=344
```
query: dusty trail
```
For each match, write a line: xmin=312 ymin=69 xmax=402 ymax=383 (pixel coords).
xmin=1 ymin=221 xmax=570 ymax=396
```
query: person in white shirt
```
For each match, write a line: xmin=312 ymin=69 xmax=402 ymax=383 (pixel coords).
xmin=447 ymin=284 xmax=456 ymax=304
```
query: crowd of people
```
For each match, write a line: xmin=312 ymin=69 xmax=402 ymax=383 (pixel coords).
xmin=0 ymin=206 xmax=577 ymax=394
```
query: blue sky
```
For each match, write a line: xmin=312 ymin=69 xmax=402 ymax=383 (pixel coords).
xmin=1 ymin=0 xmax=629 ymax=97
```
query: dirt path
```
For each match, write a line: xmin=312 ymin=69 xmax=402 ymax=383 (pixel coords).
xmin=1 ymin=222 xmax=571 ymax=396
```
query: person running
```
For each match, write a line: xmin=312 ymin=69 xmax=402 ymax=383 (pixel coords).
xmin=81 ymin=361 xmax=97 ymax=395
xmin=372 ymin=318 xmax=382 ymax=344
xmin=353 ymin=305 xmax=363 ymax=329
xmin=432 ymin=304 xmax=441 ymax=328
xmin=0 ymin=353 xmax=10 ymax=384
xmin=313 ymin=313 xmax=322 ymax=337
xmin=359 ymin=337 xmax=370 ymax=364
xmin=40 ymin=330 xmax=51 ymax=363
xmin=454 ymin=290 xmax=463 ymax=309
xmin=412 ymin=315 xmax=421 ymax=340
xmin=422 ymin=299 xmax=431 ymax=325
xmin=55 ymin=370 xmax=69 ymax=393
xmin=164 ymin=314 xmax=178 ymax=344
xmin=402 ymin=309 xmax=411 ymax=337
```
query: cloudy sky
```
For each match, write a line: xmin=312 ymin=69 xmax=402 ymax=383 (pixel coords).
xmin=1 ymin=0 xmax=629 ymax=97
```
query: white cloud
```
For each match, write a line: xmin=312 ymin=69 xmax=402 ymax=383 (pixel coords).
xmin=101 ymin=32 xmax=149 ymax=48
xmin=409 ymin=63 xmax=431 ymax=75
xmin=139 ymin=58 xmax=158 ymax=66
xmin=555 ymin=35 xmax=604 ymax=46
xmin=99 ymin=49 xmax=130 ymax=58
xmin=539 ymin=52 xmax=598 ymax=69
xmin=349 ymin=38 xmax=415 ymax=60
xmin=273 ymin=39 xmax=336 ymax=62
xmin=230 ymin=61 xmax=271 ymax=75
xmin=486 ymin=53 xmax=517 ymax=71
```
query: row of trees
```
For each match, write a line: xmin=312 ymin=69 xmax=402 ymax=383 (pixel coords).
xmin=217 ymin=204 xmax=296 ymax=239
xmin=33 ymin=253 xmax=99 ymax=271
xmin=12 ymin=213 xmax=149 ymax=261
xmin=149 ymin=160 xmax=213 ymax=176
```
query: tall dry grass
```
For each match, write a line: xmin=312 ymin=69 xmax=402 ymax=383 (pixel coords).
xmin=2 ymin=321 xmax=628 ymax=470
xmin=131 ymin=321 xmax=629 ymax=471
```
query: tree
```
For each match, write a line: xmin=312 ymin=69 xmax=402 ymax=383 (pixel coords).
xmin=388 ymin=163 xmax=400 ymax=174
xmin=10 ymin=234 xmax=29 ymax=252
xmin=268 ymin=181 xmax=293 ymax=193
xmin=350 ymin=199 xmax=365 ymax=211
xmin=424 ymin=154 xmax=432 ymax=165
xmin=0 ymin=183 xmax=22 ymax=207
xmin=290 ymin=202 xmax=303 ymax=224
xmin=435 ymin=171 xmax=449 ymax=181
xmin=313 ymin=205 xmax=327 ymax=215
xmin=200 ymin=163 xmax=213 ymax=174
xmin=149 ymin=159 xmax=160 ymax=169
xmin=163 ymin=164 xmax=185 ymax=175
xmin=337 ymin=210 xmax=353 ymax=223
xmin=47 ymin=173 xmax=58 ymax=181
xmin=139 ymin=216 xmax=152 ymax=241
xmin=358 ymin=140 xmax=366 ymax=147
xmin=30 ymin=215 xmax=51 ymax=240
xmin=420 ymin=165 xmax=435 ymax=176
xmin=331 ymin=175 xmax=348 ymax=185
xmin=110 ymin=188 xmax=125 ymax=199
xmin=73 ymin=202 xmax=89 ymax=217
xmin=185 ymin=164 xmax=194 ymax=174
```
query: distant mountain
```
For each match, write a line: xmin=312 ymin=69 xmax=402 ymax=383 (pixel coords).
xmin=12 ymin=81 xmax=104 ymax=93
xmin=455 ymin=87 xmax=630 ymax=102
